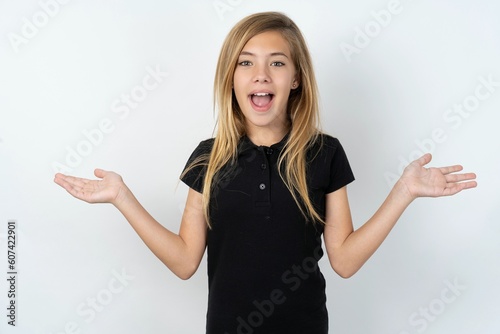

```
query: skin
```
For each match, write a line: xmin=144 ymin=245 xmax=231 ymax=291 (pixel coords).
xmin=233 ymin=30 xmax=298 ymax=146
xmin=54 ymin=31 xmax=477 ymax=281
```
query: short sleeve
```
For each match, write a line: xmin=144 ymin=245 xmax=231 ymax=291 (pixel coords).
xmin=315 ymin=135 xmax=355 ymax=194
xmin=180 ymin=139 xmax=214 ymax=193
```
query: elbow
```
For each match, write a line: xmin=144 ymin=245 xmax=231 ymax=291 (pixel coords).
xmin=329 ymin=260 xmax=359 ymax=279
xmin=177 ymin=272 xmax=194 ymax=280
xmin=336 ymin=269 xmax=356 ymax=279
xmin=173 ymin=262 xmax=199 ymax=281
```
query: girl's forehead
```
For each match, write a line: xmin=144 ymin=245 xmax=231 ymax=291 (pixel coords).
xmin=241 ymin=31 xmax=291 ymax=55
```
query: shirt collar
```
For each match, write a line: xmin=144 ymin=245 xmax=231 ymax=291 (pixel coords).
xmin=238 ymin=132 xmax=290 ymax=154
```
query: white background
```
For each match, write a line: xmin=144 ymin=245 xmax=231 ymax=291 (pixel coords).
xmin=1 ymin=1 xmax=499 ymax=333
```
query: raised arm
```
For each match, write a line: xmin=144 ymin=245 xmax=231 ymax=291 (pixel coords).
xmin=324 ymin=153 xmax=477 ymax=278
xmin=54 ymin=169 xmax=207 ymax=280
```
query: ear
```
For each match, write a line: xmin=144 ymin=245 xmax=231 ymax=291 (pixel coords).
xmin=291 ymin=74 xmax=300 ymax=89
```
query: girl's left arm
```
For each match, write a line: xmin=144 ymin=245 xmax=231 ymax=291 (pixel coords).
xmin=323 ymin=153 xmax=477 ymax=278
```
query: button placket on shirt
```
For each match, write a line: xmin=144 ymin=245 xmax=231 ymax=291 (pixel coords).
xmin=254 ymin=147 xmax=271 ymax=209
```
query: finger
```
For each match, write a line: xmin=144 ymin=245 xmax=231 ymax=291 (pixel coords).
xmin=54 ymin=173 xmax=76 ymax=188
xmin=56 ymin=174 xmax=90 ymax=188
xmin=445 ymin=172 xmax=477 ymax=183
xmin=416 ymin=153 xmax=432 ymax=167
xmin=54 ymin=173 xmax=65 ymax=185
xmin=94 ymin=168 xmax=107 ymax=178
xmin=438 ymin=165 xmax=464 ymax=175
xmin=462 ymin=180 xmax=478 ymax=189
xmin=59 ymin=178 xmax=95 ymax=201
xmin=55 ymin=176 xmax=83 ymax=196
xmin=444 ymin=180 xmax=478 ymax=196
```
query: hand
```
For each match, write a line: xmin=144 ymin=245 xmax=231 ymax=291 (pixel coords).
xmin=398 ymin=153 xmax=477 ymax=200
xmin=54 ymin=169 xmax=128 ymax=205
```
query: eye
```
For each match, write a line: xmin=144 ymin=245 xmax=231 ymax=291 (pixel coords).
xmin=271 ymin=61 xmax=285 ymax=67
xmin=238 ymin=60 xmax=252 ymax=66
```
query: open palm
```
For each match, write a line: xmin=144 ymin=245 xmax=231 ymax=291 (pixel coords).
xmin=54 ymin=169 xmax=126 ymax=205
xmin=399 ymin=153 xmax=477 ymax=199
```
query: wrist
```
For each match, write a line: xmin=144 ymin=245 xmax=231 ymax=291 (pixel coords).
xmin=112 ymin=182 xmax=134 ymax=208
xmin=392 ymin=179 xmax=416 ymax=206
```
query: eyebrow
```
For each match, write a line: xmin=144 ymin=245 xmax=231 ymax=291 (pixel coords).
xmin=239 ymin=51 xmax=289 ymax=58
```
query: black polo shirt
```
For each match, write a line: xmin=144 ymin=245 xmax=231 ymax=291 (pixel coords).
xmin=181 ymin=133 xmax=355 ymax=334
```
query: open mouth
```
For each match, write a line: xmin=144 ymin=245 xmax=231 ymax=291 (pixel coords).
xmin=249 ymin=92 xmax=274 ymax=110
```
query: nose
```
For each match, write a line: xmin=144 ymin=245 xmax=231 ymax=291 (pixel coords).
xmin=252 ymin=63 xmax=270 ymax=83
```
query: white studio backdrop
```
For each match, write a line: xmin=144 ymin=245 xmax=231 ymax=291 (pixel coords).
xmin=0 ymin=0 xmax=499 ymax=333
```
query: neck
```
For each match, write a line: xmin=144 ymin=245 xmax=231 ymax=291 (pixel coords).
xmin=246 ymin=126 xmax=288 ymax=147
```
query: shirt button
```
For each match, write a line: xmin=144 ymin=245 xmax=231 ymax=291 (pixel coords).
xmin=261 ymin=164 xmax=267 ymax=170
xmin=259 ymin=183 xmax=266 ymax=190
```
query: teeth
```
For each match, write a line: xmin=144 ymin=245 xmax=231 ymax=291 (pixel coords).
xmin=253 ymin=93 xmax=271 ymax=96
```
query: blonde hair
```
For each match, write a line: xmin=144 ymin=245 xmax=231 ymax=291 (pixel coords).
xmin=187 ymin=11 xmax=323 ymax=227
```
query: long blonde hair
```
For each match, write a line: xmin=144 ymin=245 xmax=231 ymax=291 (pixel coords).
xmin=187 ymin=12 xmax=323 ymax=227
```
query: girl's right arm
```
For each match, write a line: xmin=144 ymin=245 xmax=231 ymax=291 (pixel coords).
xmin=54 ymin=168 xmax=207 ymax=280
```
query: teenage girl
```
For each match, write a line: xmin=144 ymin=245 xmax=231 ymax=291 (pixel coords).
xmin=54 ymin=11 xmax=477 ymax=334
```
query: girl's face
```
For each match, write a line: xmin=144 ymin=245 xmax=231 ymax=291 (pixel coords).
xmin=233 ymin=30 xmax=298 ymax=140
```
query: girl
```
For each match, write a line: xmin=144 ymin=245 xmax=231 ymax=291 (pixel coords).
xmin=54 ymin=11 xmax=477 ymax=334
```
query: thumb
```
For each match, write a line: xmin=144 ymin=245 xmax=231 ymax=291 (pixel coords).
xmin=94 ymin=168 xmax=107 ymax=179
xmin=416 ymin=153 xmax=432 ymax=167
